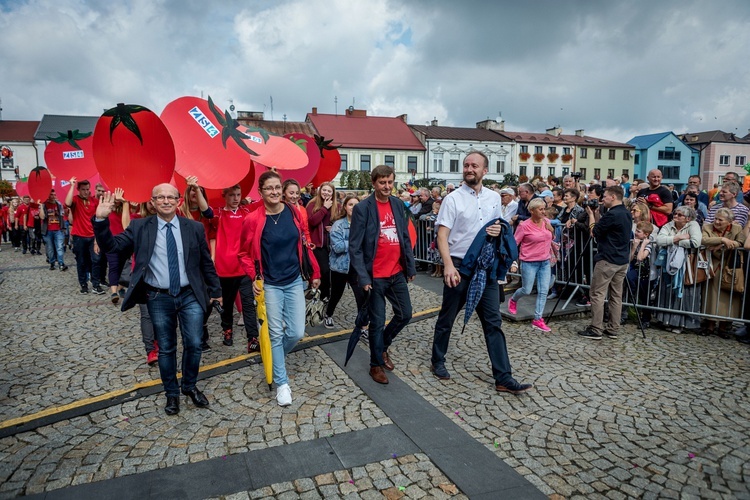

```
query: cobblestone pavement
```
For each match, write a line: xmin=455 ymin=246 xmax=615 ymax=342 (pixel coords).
xmin=214 ymin=454 xmax=467 ymax=500
xmin=2 ymin=244 xmax=750 ymax=499
xmin=391 ymin=316 xmax=750 ymax=499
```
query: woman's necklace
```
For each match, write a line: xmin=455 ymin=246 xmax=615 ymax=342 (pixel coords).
xmin=267 ymin=206 xmax=284 ymax=224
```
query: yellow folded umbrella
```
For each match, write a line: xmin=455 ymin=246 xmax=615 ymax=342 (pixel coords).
xmin=254 ymin=279 xmax=273 ymax=391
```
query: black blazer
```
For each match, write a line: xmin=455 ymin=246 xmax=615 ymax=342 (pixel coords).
xmin=93 ymin=215 xmax=221 ymax=312
xmin=349 ymin=195 xmax=416 ymax=288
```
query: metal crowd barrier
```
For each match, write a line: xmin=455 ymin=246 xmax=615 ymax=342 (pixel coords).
xmin=411 ymin=218 xmax=750 ymax=326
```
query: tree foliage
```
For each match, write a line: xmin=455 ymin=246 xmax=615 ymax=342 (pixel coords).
xmin=0 ymin=180 xmax=16 ymax=198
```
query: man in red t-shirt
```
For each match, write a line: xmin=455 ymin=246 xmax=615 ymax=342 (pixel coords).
xmin=16 ymin=196 xmax=30 ymax=254
xmin=349 ymin=165 xmax=416 ymax=384
xmin=40 ymin=190 xmax=68 ymax=271
xmin=209 ymin=185 xmax=258 ymax=352
xmin=25 ymin=199 xmax=43 ymax=255
xmin=65 ymin=177 xmax=104 ymax=294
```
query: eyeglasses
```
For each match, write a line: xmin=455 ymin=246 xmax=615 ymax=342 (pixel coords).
xmin=262 ymin=186 xmax=282 ymax=192
xmin=673 ymin=213 xmax=686 ymax=217
xmin=152 ymin=195 xmax=179 ymax=202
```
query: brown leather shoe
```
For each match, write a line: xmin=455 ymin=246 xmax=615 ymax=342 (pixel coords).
xmin=369 ymin=365 xmax=389 ymax=384
xmin=382 ymin=351 xmax=395 ymax=371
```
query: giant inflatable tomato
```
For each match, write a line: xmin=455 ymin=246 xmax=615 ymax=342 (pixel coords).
xmin=93 ymin=104 xmax=175 ymax=202
xmin=277 ymin=133 xmax=320 ymax=188
xmin=173 ymin=161 xmax=256 ymax=209
xmin=14 ymin=180 xmax=29 ymax=198
xmin=311 ymin=135 xmax=342 ymax=186
xmin=53 ymin=178 xmax=73 ymax=202
xmin=28 ymin=167 xmax=53 ymax=202
xmin=44 ymin=130 xmax=97 ymax=181
xmin=241 ymin=129 xmax=309 ymax=171
xmin=162 ymin=96 xmax=254 ymax=189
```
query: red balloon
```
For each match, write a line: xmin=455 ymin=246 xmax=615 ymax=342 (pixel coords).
xmin=173 ymin=161 xmax=256 ymax=209
xmin=93 ymin=104 xmax=175 ymax=202
xmin=15 ymin=180 xmax=29 ymax=198
xmin=44 ymin=130 xmax=98 ymax=181
xmin=311 ymin=148 xmax=341 ymax=187
xmin=161 ymin=96 xmax=250 ymax=189
xmin=28 ymin=167 xmax=53 ymax=202
xmin=241 ymin=130 xmax=309 ymax=170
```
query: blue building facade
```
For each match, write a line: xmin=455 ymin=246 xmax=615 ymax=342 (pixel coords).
xmin=628 ymin=132 xmax=695 ymax=189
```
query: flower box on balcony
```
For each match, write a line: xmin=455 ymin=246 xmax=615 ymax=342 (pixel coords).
xmin=533 ymin=153 xmax=545 ymax=162
xmin=519 ymin=152 xmax=531 ymax=161
xmin=547 ymin=153 xmax=559 ymax=163
xmin=561 ymin=154 xmax=573 ymax=163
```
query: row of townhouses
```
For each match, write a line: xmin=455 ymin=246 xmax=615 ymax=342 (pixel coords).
xmin=2 ymin=107 xmax=750 ymax=191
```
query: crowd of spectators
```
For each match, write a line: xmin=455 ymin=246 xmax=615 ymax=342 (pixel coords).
xmin=407 ymin=169 xmax=750 ymax=344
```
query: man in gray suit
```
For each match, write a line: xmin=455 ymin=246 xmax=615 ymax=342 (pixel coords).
xmin=94 ymin=184 xmax=222 ymax=416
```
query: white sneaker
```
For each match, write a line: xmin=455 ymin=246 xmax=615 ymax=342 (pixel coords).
xmin=324 ymin=316 xmax=334 ymax=329
xmin=276 ymin=384 xmax=292 ymax=406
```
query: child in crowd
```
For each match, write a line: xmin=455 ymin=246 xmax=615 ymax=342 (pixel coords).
xmin=623 ymin=221 xmax=654 ymax=328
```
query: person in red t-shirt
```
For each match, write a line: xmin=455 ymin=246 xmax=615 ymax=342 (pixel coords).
xmin=209 ymin=185 xmax=258 ymax=352
xmin=65 ymin=177 xmax=104 ymax=294
xmin=39 ymin=190 xmax=68 ymax=271
xmin=8 ymin=198 xmax=21 ymax=251
xmin=26 ymin=199 xmax=43 ymax=255
xmin=104 ymin=188 xmax=131 ymax=304
xmin=17 ymin=196 xmax=30 ymax=254
xmin=0 ymin=202 xmax=8 ymax=245
xmin=349 ymin=165 xmax=416 ymax=385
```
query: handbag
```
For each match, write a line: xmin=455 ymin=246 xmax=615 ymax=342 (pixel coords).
xmin=289 ymin=202 xmax=315 ymax=282
xmin=549 ymin=241 xmax=560 ymax=267
xmin=684 ymin=250 xmax=708 ymax=286
xmin=719 ymin=251 xmax=744 ymax=293
xmin=300 ymin=235 xmax=315 ymax=282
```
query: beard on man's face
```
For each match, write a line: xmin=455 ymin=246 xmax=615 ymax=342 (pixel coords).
xmin=463 ymin=172 xmax=481 ymax=187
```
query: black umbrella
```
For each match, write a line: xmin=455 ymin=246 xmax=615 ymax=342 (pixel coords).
xmin=461 ymin=238 xmax=495 ymax=334
xmin=344 ymin=291 xmax=370 ymax=366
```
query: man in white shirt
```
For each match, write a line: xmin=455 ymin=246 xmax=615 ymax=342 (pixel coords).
xmin=430 ymin=152 xmax=532 ymax=395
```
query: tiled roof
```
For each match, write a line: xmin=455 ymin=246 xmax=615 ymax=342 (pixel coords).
xmin=559 ymin=134 xmax=634 ymax=149
xmin=35 ymin=115 xmax=99 ymax=141
xmin=627 ymin=132 xmax=673 ymax=150
xmin=410 ymin=125 xmax=512 ymax=142
xmin=236 ymin=118 xmax=316 ymax=137
xmin=306 ymin=112 xmax=425 ymax=151
xmin=678 ymin=130 xmax=750 ymax=145
xmin=0 ymin=120 xmax=40 ymax=142
xmin=503 ymin=131 xmax=573 ymax=145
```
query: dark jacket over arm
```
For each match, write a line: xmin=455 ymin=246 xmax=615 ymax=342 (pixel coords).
xmin=93 ymin=215 xmax=221 ymax=312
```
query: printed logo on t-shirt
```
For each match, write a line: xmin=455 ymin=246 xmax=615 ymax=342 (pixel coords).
xmin=379 ymin=210 xmax=400 ymax=245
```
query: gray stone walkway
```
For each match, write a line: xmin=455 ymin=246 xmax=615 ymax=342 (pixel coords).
xmin=1 ymin=243 xmax=750 ymax=499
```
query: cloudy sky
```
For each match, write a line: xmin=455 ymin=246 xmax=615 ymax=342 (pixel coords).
xmin=1 ymin=0 xmax=749 ymax=143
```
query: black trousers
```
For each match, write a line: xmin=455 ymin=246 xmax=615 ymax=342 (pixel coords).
xmin=326 ymin=269 xmax=367 ymax=318
xmin=313 ymin=247 xmax=331 ymax=301
xmin=219 ymin=275 xmax=258 ymax=339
